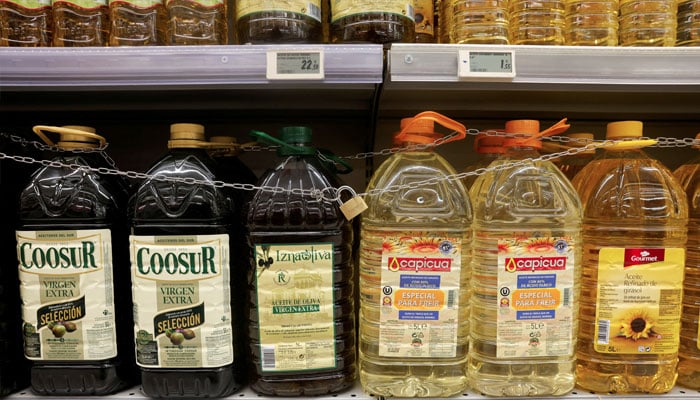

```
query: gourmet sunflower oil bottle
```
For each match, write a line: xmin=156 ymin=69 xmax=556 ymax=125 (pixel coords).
xmin=452 ymin=0 xmax=510 ymax=44
xmin=359 ymin=112 xmax=471 ymax=397
xmin=510 ymin=0 xmax=566 ymax=44
xmin=245 ymin=127 xmax=356 ymax=395
xmin=16 ymin=125 xmax=136 ymax=395
xmin=462 ymin=131 xmax=505 ymax=191
xmin=468 ymin=119 xmax=582 ymax=397
xmin=52 ymin=0 xmax=108 ymax=46
xmin=108 ymin=0 xmax=165 ymax=45
xmin=235 ymin=0 xmax=322 ymax=43
xmin=619 ymin=0 xmax=676 ymax=45
xmin=329 ymin=0 xmax=415 ymax=43
xmin=671 ymin=133 xmax=700 ymax=389
xmin=564 ymin=0 xmax=618 ymax=45
xmin=0 ymin=0 xmax=51 ymax=46
xmin=128 ymin=123 xmax=243 ymax=398
xmin=572 ymin=121 xmax=687 ymax=394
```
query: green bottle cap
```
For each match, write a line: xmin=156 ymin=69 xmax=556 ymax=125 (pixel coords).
xmin=280 ymin=126 xmax=312 ymax=145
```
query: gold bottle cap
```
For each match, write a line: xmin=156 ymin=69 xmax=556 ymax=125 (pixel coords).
xmin=169 ymin=123 xmax=206 ymax=148
xmin=606 ymin=121 xmax=643 ymax=139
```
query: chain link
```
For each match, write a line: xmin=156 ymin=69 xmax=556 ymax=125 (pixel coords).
xmin=2 ymin=131 xmax=699 ymax=203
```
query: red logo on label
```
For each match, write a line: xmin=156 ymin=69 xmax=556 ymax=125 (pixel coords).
xmin=504 ymin=256 xmax=567 ymax=273
xmin=623 ymin=248 xmax=665 ymax=268
xmin=387 ymin=257 xmax=452 ymax=272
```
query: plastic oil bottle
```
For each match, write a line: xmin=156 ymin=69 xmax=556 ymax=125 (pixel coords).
xmin=437 ymin=0 xmax=453 ymax=42
xmin=329 ymin=0 xmax=415 ymax=43
xmin=672 ymin=133 xmax=700 ymax=389
xmin=463 ymin=131 xmax=505 ymax=191
xmin=359 ymin=112 xmax=472 ymax=397
xmin=0 ymin=0 xmax=51 ymax=46
xmin=572 ymin=121 xmax=687 ymax=394
xmin=452 ymin=0 xmax=509 ymax=44
xmin=676 ymin=0 xmax=700 ymax=46
xmin=165 ymin=0 xmax=226 ymax=44
xmin=414 ymin=0 xmax=435 ymax=42
xmin=468 ymin=119 xmax=581 ymax=397
xmin=544 ymin=132 xmax=596 ymax=181
xmin=244 ymin=127 xmax=356 ymax=395
xmin=235 ymin=0 xmax=322 ymax=43
xmin=52 ymin=0 xmax=108 ymax=46
xmin=510 ymin=0 xmax=566 ymax=44
xmin=619 ymin=0 xmax=676 ymax=46
xmin=564 ymin=0 xmax=618 ymax=45
xmin=108 ymin=0 xmax=165 ymax=45
xmin=0 ymin=132 xmax=32 ymax=395
xmin=16 ymin=125 xmax=136 ymax=395
xmin=128 ymin=123 xmax=243 ymax=398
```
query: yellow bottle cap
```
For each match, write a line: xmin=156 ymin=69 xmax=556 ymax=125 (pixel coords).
xmin=58 ymin=125 xmax=101 ymax=149
xmin=169 ymin=123 xmax=206 ymax=148
xmin=606 ymin=121 xmax=643 ymax=139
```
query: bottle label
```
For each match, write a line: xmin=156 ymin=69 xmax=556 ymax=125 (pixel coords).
xmin=130 ymin=234 xmax=234 ymax=368
xmin=52 ymin=0 xmax=107 ymax=8
xmin=164 ymin=0 xmax=223 ymax=7
xmin=254 ymin=243 xmax=336 ymax=372
xmin=108 ymin=0 xmax=162 ymax=8
xmin=594 ymin=247 xmax=684 ymax=355
xmin=2 ymin=0 xmax=51 ymax=9
xmin=496 ymin=236 xmax=576 ymax=358
xmin=378 ymin=234 xmax=461 ymax=358
xmin=236 ymin=0 xmax=321 ymax=21
xmin=331 ymin=0 xmax=414 ymax=22
xmin=413 ymin=0 xmax=434 ymax=36
xmin=17 ymin=229 xmax=118 ymax=361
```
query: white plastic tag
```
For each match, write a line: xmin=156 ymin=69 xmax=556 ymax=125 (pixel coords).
xmin=458 ymin=50 xmax=516 ymax=81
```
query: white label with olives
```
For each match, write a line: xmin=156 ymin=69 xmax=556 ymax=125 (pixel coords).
xmin=130 ymin=234 xmax=234 ymax=368
xmin=17 ymin=229 xmax=118 ymax=361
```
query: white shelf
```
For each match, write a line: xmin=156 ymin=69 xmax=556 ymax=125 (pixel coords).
xmin=381 ymin=44 xmax=700 ymax=119
xmin=0 ymin=44 xmax=384 ymax=90
xmin=6 ymin=382 xmax=700 ymax=399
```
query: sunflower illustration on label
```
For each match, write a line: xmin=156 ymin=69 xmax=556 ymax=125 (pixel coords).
xmin=594 ymin=247 xmax=684 ymax=354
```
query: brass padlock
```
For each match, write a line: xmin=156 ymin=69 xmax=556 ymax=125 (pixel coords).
xmin=336 ymin=186 xmax=368 ymax=220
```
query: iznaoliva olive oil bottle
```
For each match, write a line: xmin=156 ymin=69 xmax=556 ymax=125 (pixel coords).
xmin=572 ymin=121 xmax=687 ymax=394
xmin=16 ymin=125 xmax=136 ymax=395
xmin=359 ymin=112 xmax=472 ymax=397
xmin=245 ymin=127 xmax=356 ymax=396
xmin=128 ymin=123 xmax=243 ymax=398
xmin=468 ymin=119 xmax=582 ymax=397
xmin=674 ymin=133 xmax=700 ymax=389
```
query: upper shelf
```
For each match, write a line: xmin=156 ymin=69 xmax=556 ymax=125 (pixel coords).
xmin=382 ymin=44 xmax=700 ymax=119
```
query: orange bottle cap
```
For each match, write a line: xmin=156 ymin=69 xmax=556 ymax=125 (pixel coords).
xmin=394 ymin=111 xmax=467 ymax=146
xmin=503 ymin=118 xmax=570 ymax=149
xmin=474 ymin=132 xmax=506 ymax=154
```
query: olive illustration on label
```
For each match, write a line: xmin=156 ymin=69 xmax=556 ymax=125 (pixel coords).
xmin=52 ymin=324 xmax=67 ymax=338
xmin=170 ymin=332 xmax=185 ymax=345
xmin=167 ymin=328 xmax=196 ymax=345
xmin=63 ymin=321 xmax=77 ymax=332
xmin=182 ymin=329 xmax=196 ymax=340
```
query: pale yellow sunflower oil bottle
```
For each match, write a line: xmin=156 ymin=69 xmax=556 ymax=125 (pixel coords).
xmin=462 ymin=131 xmax=505 ymax=191
xmin=468 ymin=119 xmax=582 ymax=396
xmin=673 ymin=133 xmax=700 ymax=389
xmin=572 ymin=121 xmax=687 ymax=394
xmin=359 ymin=112 xmax=472 ymax=397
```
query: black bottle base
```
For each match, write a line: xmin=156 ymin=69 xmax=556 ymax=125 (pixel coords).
xmin=30 ymin=362 xmax=130 ymax=395
xmin=140 ymin=367 xmax=243 ymax=398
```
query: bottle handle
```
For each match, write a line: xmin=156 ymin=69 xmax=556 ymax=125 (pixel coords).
xmin=396 ymin=111 xmax=467 ymax=145
xmin=33 ymin=125 xmax=107 ymax=147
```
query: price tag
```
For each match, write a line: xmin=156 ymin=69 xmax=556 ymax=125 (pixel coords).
xmin=266 ymin=50 xmax=325 ymax=80
xmin=458 ymin=50 xmax=515 ymax=80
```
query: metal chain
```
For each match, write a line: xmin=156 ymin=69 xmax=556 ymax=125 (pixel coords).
xmin=2 ymin=131 xmax=699 ymax=203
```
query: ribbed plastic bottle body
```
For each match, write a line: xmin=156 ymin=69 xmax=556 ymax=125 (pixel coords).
xmin=0 ymin=0 xmax=51 ymax=46
xmin=52 ymin=0 xmax=108 ymax=46
xmin=468 ymin=148 xmax=582 ymax=397
xmin=619 ymin=0 xmax=676 ymax=46
xmin=463 ymin=153 xmax=500 ymax=191
xmin=235 ymin=0 xmax=322 ymax=43
xmin=677 ymin=0 xmax=700 ymax=46
xmin=329 ymin=0 xmax=415 ymax=43
xmin=17 ymin=153 xmax=136 ymax=395
xmin=129 ymin=148 xmax=243 ymax=398
xmin=245 ymin=156 xmax=355 ymax=396
xmin=165 ymin=0 xmax=226 ymax=44
xmin=510 ymin=0 xmax=566 ymax=44
xmin=438 ymin=0 xmax=453 ymax=42
xmin=452 ymin=0 xmax=509 ymax=44
xmin=673 ymin=158 xmax=700 ymax=389
xmin=572 ymin=148 xmax=687 ymax=394
xmin=108 ymin=0 xmax=166 ymax=45
xmin=413 ymin=0 xmax=435 ymax=42
xmin=565 ymin=0 xmax=618 ymax=45
xmin=359 ymin=150 xmax=472 ymax=398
